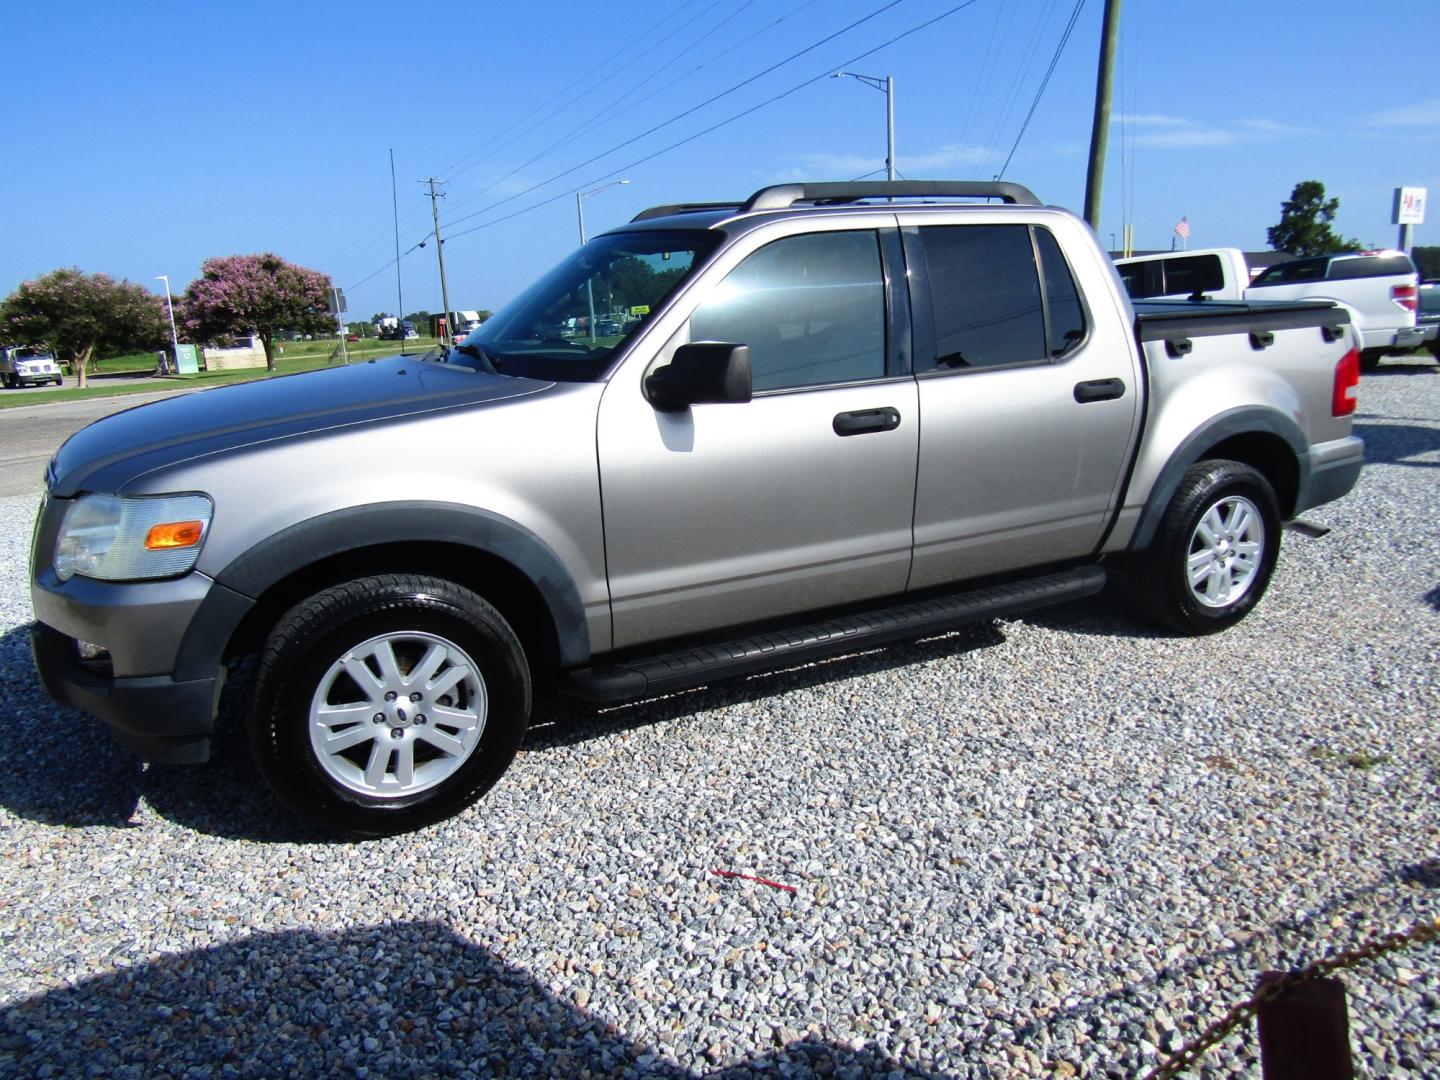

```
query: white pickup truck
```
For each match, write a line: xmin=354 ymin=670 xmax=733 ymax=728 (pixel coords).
xmin=1246 ymin=250 xmax=1426 ymax=369
xmin=1114 ymin=248 xmax=1250 ymax=302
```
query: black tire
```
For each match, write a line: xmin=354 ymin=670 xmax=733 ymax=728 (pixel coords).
xmin=1358 ymin=349 xmax=1384 ymax=373
xmin=1 ymin=374 xmax=14 ymax=389
xmin=250 ymin=574 xmax=531 ymax=836
xmin=1126 ymin=460 xmax=1281 ymax=635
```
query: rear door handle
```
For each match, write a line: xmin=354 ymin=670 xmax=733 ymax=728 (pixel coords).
xmin=833 ymin=407 xmax=901 ymax=436
xmin=1073 ymin=378 xmax=1126 ymax=403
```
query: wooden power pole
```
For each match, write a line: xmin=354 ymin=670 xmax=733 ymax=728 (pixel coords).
xmin=1083 ymin=0 xmax=1122 ymax=231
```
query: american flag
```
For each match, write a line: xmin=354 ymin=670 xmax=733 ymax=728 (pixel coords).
xmin=1174 ymin=217 xmax=1191 ymax=240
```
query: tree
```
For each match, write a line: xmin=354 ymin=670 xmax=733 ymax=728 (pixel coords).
xmin=403 ymin=310 xmax=431 ymax=331
xmin=0 ymin=269 xmax=168 ymax=388
xmin=1267 ymin=180 xmax=1362 ymax=257
xmin=181 ymin=253 xmax=332 ymax=371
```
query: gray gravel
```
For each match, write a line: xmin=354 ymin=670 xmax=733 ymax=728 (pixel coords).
xmin=1 ymin=357 xmax=1437 ymax=1078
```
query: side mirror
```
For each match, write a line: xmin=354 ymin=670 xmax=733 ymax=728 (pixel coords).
xmin=644 ymin=342 xmax=752 ymax=412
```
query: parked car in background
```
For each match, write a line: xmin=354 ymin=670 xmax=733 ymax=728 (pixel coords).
xmin=1246 ymin=250 xmax=1422 ymax=369
xmin=1417 ymin=279 xmax=1440 ymax=359
xmin=1114 ymin=248 xmax=1249 ymax=302
xmin=1 ymin=346 xmax=63 ymax=388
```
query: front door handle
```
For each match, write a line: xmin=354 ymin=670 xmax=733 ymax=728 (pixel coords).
xmin=1074 ymin=378 xmax=1126 ymax=403
xmin=833 ymin=407 xmax=901 ymax=436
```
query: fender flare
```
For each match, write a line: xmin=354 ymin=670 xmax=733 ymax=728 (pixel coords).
xmin=173 ymin=502 xmax=590 ymax=681
xmin=1128 ymin=407 xmax=1309 ymax=551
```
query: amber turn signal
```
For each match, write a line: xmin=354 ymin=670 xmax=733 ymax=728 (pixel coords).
xmin=144 ymin=520 xmax=205 ymax=550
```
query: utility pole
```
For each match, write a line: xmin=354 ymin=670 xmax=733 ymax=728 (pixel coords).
xmin=423 ymin=177 xmax=453 ymax=344
xmin=833 ymin=72 xmax=896 ymax=182
xmin=390 ymin=150 xmax=405 ymax=352
xmin=1082 ymin=0 xmax=1122 ymax=231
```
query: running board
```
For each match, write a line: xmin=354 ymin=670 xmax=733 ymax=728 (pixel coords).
xmin=562 ymin=565 xmax=1107 ymax=702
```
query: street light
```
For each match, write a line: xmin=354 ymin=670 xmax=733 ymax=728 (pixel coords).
xmin=576 ymin=179 xmax=630 ymax=342
xmin=832 ymin=72 xmax=895 ymax=182
xmin=156 ymin=274 xmax=180 ymax=374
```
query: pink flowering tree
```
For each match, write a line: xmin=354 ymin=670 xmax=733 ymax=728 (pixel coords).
xmin=0 ymin=269 xmax=168 ymax=388
xmin=180 ymin=253 xmax=333 ymax=371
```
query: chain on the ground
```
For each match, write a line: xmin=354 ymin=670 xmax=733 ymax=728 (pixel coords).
xmin=1140 ymin=916 xmax=1440 ymax=1080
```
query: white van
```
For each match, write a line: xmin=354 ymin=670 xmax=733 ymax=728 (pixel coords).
xmin=1114 ymin=248 xmax=1249 ymax=302
xmin=1245 ymin=250 xmax=1422 ymax=369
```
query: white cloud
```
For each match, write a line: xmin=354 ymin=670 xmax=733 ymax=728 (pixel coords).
xmin=1109 ymin=113 xmax=1314 ymax=149
xmin=1364 ymin=99 xmax=1440 ymax=127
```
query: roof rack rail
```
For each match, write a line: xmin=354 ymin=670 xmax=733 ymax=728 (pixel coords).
xmin=629 ymin=181 xmax=1041 ymax=224
xmin=630 ymin=201 xmax=744 ymax=223
xmin=742 ymin=180 xmax=1040 ymax=212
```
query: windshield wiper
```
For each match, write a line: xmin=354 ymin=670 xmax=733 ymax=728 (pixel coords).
xmin=453 ymin=341 xmax=500 ymax=375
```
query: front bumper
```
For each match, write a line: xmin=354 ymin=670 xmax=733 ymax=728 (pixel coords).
xmin=31 ymin=622 xmax=221 ymax=763
xmin=12 ymin=371 xmax=62 ymax=385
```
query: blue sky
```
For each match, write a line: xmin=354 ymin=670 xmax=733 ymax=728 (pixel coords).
xmin=4 ymin=0 xmax=1438 ymax=321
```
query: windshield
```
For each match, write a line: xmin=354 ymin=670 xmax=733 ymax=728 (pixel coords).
xmin=454 ymin=229 xmax=720 ymax=381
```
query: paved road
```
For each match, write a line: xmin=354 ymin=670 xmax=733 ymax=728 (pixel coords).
xmin=0 ymin=387 xmax=199 ymax=498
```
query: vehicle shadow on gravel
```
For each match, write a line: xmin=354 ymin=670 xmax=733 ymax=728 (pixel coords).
xmin=1351 ymin=420 xmax=1440 ymax=468
xmin=0 ymin=625 xmax=326 ymax=843
xmin=524 ymin=622 xmax=1009 ymax=751
xmin=0 ymin=920 xmax=936 ymax=1079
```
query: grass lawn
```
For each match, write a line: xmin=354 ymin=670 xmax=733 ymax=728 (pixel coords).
xmin=0 ymin=338 xmax=441 ymax=410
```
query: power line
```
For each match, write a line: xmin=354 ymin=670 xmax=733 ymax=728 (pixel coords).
xmin=438 ymin=0 xmax=912 ymax=235
xmin=443 ymin=0 xmax=985 ymax=244
xmin=439 ymin=0 xmax=711 ymax=183
xmin=997 ymin=0 xmax=1088 ymax=178
xmin=442 ymin=0 xmax=743 ymax=220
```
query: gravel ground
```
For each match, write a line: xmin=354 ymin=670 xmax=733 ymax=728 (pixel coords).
xmin=1 ymin=358 xmax=1436 ymax=1078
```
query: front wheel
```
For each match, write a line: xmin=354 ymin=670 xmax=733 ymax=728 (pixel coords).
xmin=250 ymin=574 xmax=531 ymax=835
xmin=1126 ymin=460 xmax=1281 ymax=635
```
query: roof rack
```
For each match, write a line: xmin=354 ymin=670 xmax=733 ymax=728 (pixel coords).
xmin=631 ymin=179 xmax=1040 ymax=223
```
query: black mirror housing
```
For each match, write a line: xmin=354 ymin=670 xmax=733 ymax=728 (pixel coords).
xmin=645 ymin=342 xmax=752 ymax=411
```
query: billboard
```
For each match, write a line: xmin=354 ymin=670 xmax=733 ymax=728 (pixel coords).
xmin=1393 ymin=187 xmax=1427 ymax=226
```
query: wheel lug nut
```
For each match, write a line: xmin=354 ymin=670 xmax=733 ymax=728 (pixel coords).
xmin=410 ymin=692 xmax=422 ymax=702
xmin=416 ymin=715 xmax=427 ymax=725
xmin=373 ymin=713 xmax=385 ymax=724
xmin=390 ymin=728 xmax=405 ymax=739
xmin=385 ymin=691 xmax=398 ymax=702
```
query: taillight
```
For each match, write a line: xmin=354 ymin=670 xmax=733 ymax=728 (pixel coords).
xmin=1391 ymin=284 xmax=1417 ymax=313
xmin=1332 ymin=348 xmax=1359 ymax=416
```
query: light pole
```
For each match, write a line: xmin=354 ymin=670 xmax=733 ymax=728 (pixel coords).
xmin=576 ymin=179 xmax=630 ymax=342
xmin=156 ymin=275 xmax=180 ymax=373
xmin=833 ymin=72 xmax=895 ymax=182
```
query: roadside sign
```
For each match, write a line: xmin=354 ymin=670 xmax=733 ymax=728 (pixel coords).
xmin=328 ymin=287 xmax=348 ymax=314
xmin=630 ymin=305 xmax=650 ymax=316
xmin=174 ymin=344 xmax=200 ymax=374
xmin=1393 ymin=187 xmax=1427 ymax=226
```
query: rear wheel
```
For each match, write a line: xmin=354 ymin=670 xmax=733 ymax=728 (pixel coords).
xmin=250 ymin=574 xmax=530 ymax=835
xmin=1127 ymin=460 xmax=1281 ymax=635
xmin=2 ymin=374 xmax=14 ymax=389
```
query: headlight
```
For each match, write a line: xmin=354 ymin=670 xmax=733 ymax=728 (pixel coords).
xmin=54 ymin=493 xmax=213 ymax=582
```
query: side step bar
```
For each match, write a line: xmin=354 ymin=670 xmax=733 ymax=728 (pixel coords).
xmin=562 ymin=565 xmax=1107 ymax=703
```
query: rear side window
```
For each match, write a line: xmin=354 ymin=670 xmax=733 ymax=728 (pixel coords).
xmin=1160 ymin=254 xmax=1224 ymax=296
xmin=1327 ymin=255 xmax=1415 ymax=280
xmin=689 ymin=230 xmax=885 ymax=392
xmin=914 ymin=224 xmax=1084 ymax=370
xmin=1034 ymin=229 xmax=1086 ymax=356
xmin=1251 ymin=257 xmax=1326 ymax=286
xmin=1118 ymin=260 xmax=1162 ymax=299
xmin=917 ymin=224 xmax=1044 ymax=368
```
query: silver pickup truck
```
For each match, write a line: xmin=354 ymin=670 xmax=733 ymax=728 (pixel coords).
xmin=29 ymin=181 xmax=1364 ymax=834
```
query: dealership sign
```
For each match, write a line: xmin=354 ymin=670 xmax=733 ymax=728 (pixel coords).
xmin=1393 ymin=187 xmax=1427 ymax=226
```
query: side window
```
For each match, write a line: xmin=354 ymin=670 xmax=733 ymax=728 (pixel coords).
xmin=1117 ymin=260 xmax=1161 ymax=299
xmin=1034 ymin=229 xmax=1086 ymax=356
xmin=1161 ymin=254 xmax=1224 ymax=296
xmin=916 ymin=224 xmax=1045 ymax=369
xmin=689 ymin=230 xmax=885 ymax=392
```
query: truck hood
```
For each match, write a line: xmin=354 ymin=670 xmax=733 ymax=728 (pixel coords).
xmin=48 ymin=355 xmax=553 ymax=497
